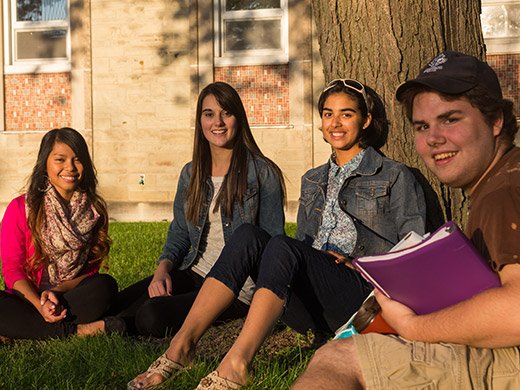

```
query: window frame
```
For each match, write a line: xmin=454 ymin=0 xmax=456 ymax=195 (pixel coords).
xmin=3 ymin=0 xmax=71 ymax=74
xmin=214 ymin=0 xmax=289 ymax=66
xmin=481 ymin=0 xmax=520 ymax=54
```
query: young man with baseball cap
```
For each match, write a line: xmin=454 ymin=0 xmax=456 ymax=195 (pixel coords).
xmin=292 ymin=51 xmax=520 ymax=389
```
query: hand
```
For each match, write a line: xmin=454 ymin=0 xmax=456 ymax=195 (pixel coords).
xmin=374 ymin=289 xmax=416 ymax=336
xmin=325 ymin=250 xmax=355 ymax=269
xmin=148 ymin=267 xmax=173 ymax=297
xmin=39 ymin=290 xmax=67 ymax=323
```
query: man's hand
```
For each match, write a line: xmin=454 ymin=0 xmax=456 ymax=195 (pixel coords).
xmin=39 ymin=290 xmax=67 ymax=323
xmin=325 ymin=250 xmax=355 ymax=269
xmin=148 ymin=261 xmax=173 ymax=297
xmin=374 ymin=289 xmax=417 ymax=337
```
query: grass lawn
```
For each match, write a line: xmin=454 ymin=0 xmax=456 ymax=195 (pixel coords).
xmin=0 ymin=222 xmax=314 ymax=389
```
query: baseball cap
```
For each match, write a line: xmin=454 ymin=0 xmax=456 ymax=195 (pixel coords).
xmin=396 ymin=51 xmax=502 ymax=101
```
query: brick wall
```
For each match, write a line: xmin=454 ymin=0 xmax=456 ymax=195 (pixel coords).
xmin=215 ymin=65 xmax=289 ymax=125
xmin=487 ymin=53 xmax=520 ymax=116
xmin=4 ymin=72 xmax=72 ymax=131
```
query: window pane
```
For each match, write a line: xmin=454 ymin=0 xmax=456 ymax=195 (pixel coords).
xmin=16 ymin=29 xmax=67 ymax=60
xmin=481 ymin=6 xmax=507 ymax=37
xmin=507 ymin=5 xmax=520 ymax=36
xmin=225 ymin=20 xmax=281 ymax=51
xmin=17 ymin=0 xmax=67 ymax=22
xmin=482 ymin=4 xmax=520 ymax=38
xmin=226 ymin=0 xmax=280 ymax=11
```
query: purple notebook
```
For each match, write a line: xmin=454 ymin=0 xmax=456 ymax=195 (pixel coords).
xmin=352 ymin=221 xmax=501 ymax=315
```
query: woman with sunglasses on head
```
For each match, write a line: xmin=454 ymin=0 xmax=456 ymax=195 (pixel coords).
xmin=128 ymin=80 xmax=427 ymax=389
xmin=0 ymin=127 xmax=122 ymax=339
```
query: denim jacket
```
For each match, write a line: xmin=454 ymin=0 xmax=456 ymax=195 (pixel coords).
xmin=160 ymin=154 xmax=285 ymax=270
xmin=296 ymin=147 xmax=427 ymax=258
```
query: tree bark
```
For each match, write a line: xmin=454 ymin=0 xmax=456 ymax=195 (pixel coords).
xmin=311 ymin=0 xmax=486 ymax=227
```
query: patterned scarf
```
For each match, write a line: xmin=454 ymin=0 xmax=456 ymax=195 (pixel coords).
xmin=40 ymin=185 xmax=100 ymax=286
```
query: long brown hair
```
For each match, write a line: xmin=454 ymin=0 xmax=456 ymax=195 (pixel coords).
xmin=186 ymin=82 xmax=285 ymax=225
xmin=25 ymin=128 xmax=111 ymax=281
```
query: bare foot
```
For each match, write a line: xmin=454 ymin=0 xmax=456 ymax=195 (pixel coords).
xmin=128 ymin=351 xmax=185 ymax=389
xmin=127 ymin=371 xmax=165 ymax=389
xmin=213 ymin=355 xmax=248 ymax=386
xmin=77 ymin=320 xmax=104 ymax=336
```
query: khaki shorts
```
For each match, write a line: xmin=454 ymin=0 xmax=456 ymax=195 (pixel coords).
xmin=354 ymin=333 xmax=520 ymax=389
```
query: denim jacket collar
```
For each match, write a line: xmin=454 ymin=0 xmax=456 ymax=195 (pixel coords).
xmin=351 ymin=147 xmax=383 ymax=177
xmin=304 ymin=146 xmax=382 ymax=186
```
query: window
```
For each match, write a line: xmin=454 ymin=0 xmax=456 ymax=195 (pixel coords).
xmin=481 ymin=0 xmax=520 ymax=53
xmin=214 ymin=0 xmax=288 ymax=66
xmin=4 ymin=0 xmax=71 ymax=73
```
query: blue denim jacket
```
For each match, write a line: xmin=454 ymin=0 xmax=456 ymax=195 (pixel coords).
xmin=296 ymin=147 xmax=427 ymax=257
xmin=159 ymin=154 xmax=285 ymax=270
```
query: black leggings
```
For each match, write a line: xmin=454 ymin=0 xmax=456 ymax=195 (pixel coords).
xmin=111 ymin=268 xmax=249 ymax=338
xmin=0 ymin=273 xmax=118 ymax=339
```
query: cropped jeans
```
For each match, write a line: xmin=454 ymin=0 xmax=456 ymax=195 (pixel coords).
xmin=207 ymin=223 xmax=373 ymax=334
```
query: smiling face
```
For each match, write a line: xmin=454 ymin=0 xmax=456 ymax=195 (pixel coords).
xmin=321 ymin=92 xmax=371 ymax=165
xmin=412 ymin=91 xmax=503 ymax=193
xmin=46 ymin=141 xmax=84 ymax=201
xmin=200 ymin=94 xmax=237 ymax=151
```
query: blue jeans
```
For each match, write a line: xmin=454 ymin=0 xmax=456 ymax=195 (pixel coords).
xmin=207 ymin=224 xmax=373 ymax=334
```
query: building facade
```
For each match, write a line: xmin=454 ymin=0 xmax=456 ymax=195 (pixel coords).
xmin=0 ymin=0 xmax=518 ymax=221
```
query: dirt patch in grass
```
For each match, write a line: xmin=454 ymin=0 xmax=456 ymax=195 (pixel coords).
xmin=194 ymin=319 xmax=321 ymax=360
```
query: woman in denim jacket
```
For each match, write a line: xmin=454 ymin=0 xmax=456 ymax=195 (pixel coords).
xmin=114 ymin=82 xmax=285 ymax=338
xmin=128 ymin=80 xmax=427 ymax=390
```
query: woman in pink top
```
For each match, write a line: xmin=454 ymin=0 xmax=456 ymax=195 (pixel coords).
xmin=0 ymin=127 xmax=123 ymax=339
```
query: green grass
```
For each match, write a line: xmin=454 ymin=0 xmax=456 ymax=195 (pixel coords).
xmin=0 ymin=222 xmax=311 ymax=389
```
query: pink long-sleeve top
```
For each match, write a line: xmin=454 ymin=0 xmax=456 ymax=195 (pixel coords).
xmin=1 ymin=195 xmax=98 ymax=292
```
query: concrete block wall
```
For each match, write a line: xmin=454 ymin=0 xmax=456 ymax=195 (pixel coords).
xmin=90 ymin=0 xmax=194 ymax=221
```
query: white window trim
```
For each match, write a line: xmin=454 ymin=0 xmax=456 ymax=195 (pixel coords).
xmin=481 ymin=0 xmax=520 ymax=54
xmin=214 ymin=0 xmax=288 ymax=66
xmin=3 ymin=0 xmax=71 ymax=74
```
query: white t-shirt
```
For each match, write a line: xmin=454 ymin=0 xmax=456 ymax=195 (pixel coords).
xmin=192 ymin=176 xmax=255 ymax=305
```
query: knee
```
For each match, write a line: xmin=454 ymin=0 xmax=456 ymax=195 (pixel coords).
xmin=262 ymin=234 xmax=298 ymax=264
xmin=311 ymin=338 xmax=357 ymax=366
xmin=267 ymin=234 xmax=293 ymax=248
xmin=135 ymin=299 xmax=178 ymax=338
xmin=92 ymin=274 xmax=119 ymax=304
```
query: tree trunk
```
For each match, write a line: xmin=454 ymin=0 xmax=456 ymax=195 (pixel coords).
xmin=311 ymin=0 xmax=486 ymax=227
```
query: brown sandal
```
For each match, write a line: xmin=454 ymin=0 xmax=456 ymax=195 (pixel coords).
xmin=195 ymin=370 xmax=243 ymax=390
xmin=127 ymin=352 xmax=185 ymax=389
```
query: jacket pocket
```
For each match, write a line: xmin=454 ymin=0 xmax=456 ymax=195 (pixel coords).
xmin=299 ymin=188 xmax=321 ymax=219
xmin=240 ymin=186 xmax=259 ymax=222
xmin=354 ymin=181 xmax=390 ymax=216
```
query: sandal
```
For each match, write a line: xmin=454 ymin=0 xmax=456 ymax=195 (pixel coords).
xmin=195 ymin=370 xmax=243 ymax=390
xmin=127 ymin=352 xmax=185 ymax=389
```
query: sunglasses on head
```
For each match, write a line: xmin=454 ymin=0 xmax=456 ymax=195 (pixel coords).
xmin=323 ymin=79 xmax=369 ymax=109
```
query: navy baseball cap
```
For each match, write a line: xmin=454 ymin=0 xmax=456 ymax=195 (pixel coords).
xmin=396 ymin=51 xmax=502 ymax=101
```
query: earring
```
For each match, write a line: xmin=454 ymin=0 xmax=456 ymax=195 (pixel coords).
xmin=38 ymin=175 xmax=51 ymax=193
